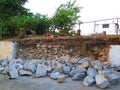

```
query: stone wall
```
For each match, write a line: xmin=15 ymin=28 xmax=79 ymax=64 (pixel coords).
xmin=15 ymin=36 xmax=120 ymax=61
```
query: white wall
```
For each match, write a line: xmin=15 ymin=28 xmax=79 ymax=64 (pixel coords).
xmin=0 ymin=41 xmax=16 ymax=60
xmin=109 ymin=45 xmax=120 ymax=66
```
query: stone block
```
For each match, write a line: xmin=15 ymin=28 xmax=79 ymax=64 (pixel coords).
xmin=23 ymin=62 xmax=36 ymax=73
xmin=70 ymin=66 xmax=86 ymax=76
xmin=95 ymin=74 xmax=110 ymax=89
xmin=83 ymin=75 xmax=95 ymax=86
xmin=35 ymin=64 xmax=47 ymax=77
xmin=87 ymin=67 xmax=98 ymax=77
xmin=63 ymin=65 xmax=72 ymax=75
xmin=72 ymin=73 xmax=85 ymax=81
xmin=50 ymin=72 xmax=61 ymax=80
xmin=57 ymin=74 xmax=65 ymax=83
xmin=105 ymin=73 xmax=120 ymax=85
xmin=19 ymin=70 xmax=32 ymax=76
xmin=8 ymin=65 xmax=18 ymax=79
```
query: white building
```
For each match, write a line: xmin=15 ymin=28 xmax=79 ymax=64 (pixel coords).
xmin=95 ymin=23 xmax=120 ymax=35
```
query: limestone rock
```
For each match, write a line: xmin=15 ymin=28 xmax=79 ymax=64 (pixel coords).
xmin=63 ymin=65 xmax=72 ymax=75
xmin=19 ymin=70 xmax=32 ymax=76
xmin=35 ymin=64 xmax=47 ymax=77
xmin=87 ymin=67 xmax=98 ymax=77
xmin=0 ymin=66 xmax=4 ymax=74
xmin=95 ymin=74 xmax=110 ymax=89
xmin=72 ymin=73 xmax=85 ymax=81
xmin=70 ymin=66 xmax=86 ymax=76
xmin=83 ymin=75 xmax=95 ymax=86
xmin=93 ymin=61 xmax=104 ymax=71
xmin=104 ymin=73 xmax=120 ymax=85
xmin=8 ymin=65 xmax=18 ymax=79
xmin=2 ymin=66 xmax=9 ymax=75
xmin=57 ymin=74 xmax=65 ymax=83
xmin=23 ymin=62 xmax=36 ymax=73
xmin=50 ymin=72 xmax=61 ymax=80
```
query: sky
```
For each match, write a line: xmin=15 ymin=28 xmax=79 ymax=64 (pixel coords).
xmin=24 ymin=0 xmax=120 ymax=35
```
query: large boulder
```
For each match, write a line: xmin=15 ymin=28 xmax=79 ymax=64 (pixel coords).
xmin=19 ymin=70 xmax=32 ymax=76
xmin=70 ymin=66 xmax=86 ymax=76
xmin=87 ymin=67 xmax=98 ymax=77
xmin=93 ymin=61 xmax=104 ymax=71
xmin=63 ymin=65 xmax=72 ymax=75
xmin=0 ymin=66 xmax=4 ymax=74
xmin=83 ymin=75 xmax=95 ymax=86
xmin=50 ymin=72 xmax=61 ymax=80
xmin=23 ymin=62 xmax=36 ymax=73
xmin=8 ymin=65 xmax=18 ymax=79
xmin=104 ymin=72 xmax=120 ymax=85
xmin=95 ymin=74 xmax=110 ymax=89
xmin=2 ymin=66 xmax=9 ymax=75
xmin=72 ymin=73 xmax=85 ymax=81
xmin=35 ymin=64 xmax=47 ymax=77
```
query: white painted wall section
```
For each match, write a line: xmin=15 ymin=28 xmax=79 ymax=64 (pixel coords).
xmin=0 ymin=41 xmax=16 ymax=60
xmin=109 ymin=45 xmax=120 ymax=66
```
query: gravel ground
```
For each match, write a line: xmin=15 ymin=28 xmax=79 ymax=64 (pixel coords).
xmin=0 ymin=75 xmax=120 ymax=90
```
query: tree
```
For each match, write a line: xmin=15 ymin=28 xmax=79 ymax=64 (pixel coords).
xmin=7 ymin=13 xmax=50 ymax=35
xmin=0 ymin=0 xmax=29 ymax=37
xmin=52 ymin=0 xmax=82 ymax=35
xmin=35 ymin=14 xmax=50 ymax=35
xmin=0 ymin=0 xmax=28 ymax=20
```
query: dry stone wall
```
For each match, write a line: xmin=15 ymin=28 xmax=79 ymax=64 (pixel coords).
xmin=15 ymin=36 xmax=120 ymax=61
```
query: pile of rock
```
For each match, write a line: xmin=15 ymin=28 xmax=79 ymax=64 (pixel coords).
xmin=0 ymin=57 xmax=120 ymax=89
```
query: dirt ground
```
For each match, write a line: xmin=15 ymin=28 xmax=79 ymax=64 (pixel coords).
xmin=0 ymin=75 xmax=120 ymax=90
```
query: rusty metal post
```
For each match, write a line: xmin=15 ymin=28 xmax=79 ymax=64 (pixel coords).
xmin=0 ymin=18 xmax=2 ymax=40
xmin=94 ymin=21 xmax=96 ymax=32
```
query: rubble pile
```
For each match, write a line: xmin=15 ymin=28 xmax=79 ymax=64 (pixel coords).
xmin=0 ymin=56 xmax=120 ymax=89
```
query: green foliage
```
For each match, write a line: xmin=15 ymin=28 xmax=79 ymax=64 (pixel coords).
xmin=52 ymin=0 xmax=81 ymax=33
xmin=35 ymin=17 xmax=50 ymax=35
xmin=0 ymin=0 xmax=28 ymax=20
xmin=0 ymin=0 xmax=82 ymax=38
xmin=5 ymin=14 xmax=50 ymax=36
xmin=0 ymin=0 xmax=29 ymax=37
